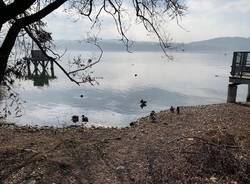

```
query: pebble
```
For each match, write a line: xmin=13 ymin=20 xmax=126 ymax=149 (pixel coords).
xmin=116 ymin=166 xmax=125 ymax=171
xmin=210 ymin=176 xmax=217 ymax=182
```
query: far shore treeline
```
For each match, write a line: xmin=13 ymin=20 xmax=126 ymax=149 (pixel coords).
xmin=54 ymin=37 xmax=250 ymax=52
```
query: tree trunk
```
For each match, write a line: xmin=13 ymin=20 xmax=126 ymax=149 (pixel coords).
xmin=0 ymin=22 xmax=21 ymax=82
xmin=0 ymin=50 xmax=9 ymax=82
xmin=0 ymin=0 xmax=67 ymax=82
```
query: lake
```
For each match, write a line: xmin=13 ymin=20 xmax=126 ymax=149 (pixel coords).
xmin=1 ymin=51 xmax=248 ymax=127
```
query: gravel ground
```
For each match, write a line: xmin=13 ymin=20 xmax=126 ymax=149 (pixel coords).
xmin=0 ymin=103 xmax=250 ymax=184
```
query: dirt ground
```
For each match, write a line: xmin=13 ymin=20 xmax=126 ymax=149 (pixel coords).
xmin=0 ymin=103 xmax=250 ymax=184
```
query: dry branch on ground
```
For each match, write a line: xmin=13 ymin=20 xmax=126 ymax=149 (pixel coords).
xmin=0 ymin=103 xmax=250 ymax=183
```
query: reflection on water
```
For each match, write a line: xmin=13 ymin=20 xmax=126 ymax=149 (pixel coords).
xmin=3 ymin=51 xmax=249 ymax=127
xmin=25 ymin=50 xmax=57 ymax=87
xmin=26 ymin=60 xmax=56 ymax=86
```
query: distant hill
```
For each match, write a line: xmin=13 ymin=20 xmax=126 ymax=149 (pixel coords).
xmin=54 ymin=39 xmax=162 ymax=52
xmin=183 ymin=37 xmax=250 ymax=52
xmin=54 ymin=37 xmax=250 ymax=52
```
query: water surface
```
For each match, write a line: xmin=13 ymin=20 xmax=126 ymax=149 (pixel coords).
xmin=3 ymin=51 xmax=248 ymax=127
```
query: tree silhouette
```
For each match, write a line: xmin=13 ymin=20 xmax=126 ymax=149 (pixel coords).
xmin=0 ymin=0 xmax=186 ymax=84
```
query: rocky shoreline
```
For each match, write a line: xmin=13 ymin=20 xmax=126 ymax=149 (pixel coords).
xmin=0 ymin=103 xmax=250 ymax=183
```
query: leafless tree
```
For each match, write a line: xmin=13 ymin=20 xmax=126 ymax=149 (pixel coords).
xmin=0 ymin=0 xmax=186 ymax=85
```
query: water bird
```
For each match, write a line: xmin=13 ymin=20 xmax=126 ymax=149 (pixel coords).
xmin=80 ymin=94 xmax=84 ymax=98
xmin=130 ymin=121 xmax=136 ymax=126
xmin=134 ymin=74 xmax=138 ymax=77
xmin=72 ymin=115 xmax=79 ymax=123
xmin=170 ymin=106 xmax=175 ymax=113
xmin=82 ymin=115 xmax=88 ymax=122
xmin=176 ymin=106 xmax=180 ymax=114
xmin=150 ymin=111 xmax=156 ymax=122
xmin=140 ymin=99 xmax=147 ymax=109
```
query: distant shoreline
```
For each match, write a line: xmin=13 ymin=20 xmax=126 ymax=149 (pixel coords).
xmin=54 ymin=36 xmax=250 ymax=53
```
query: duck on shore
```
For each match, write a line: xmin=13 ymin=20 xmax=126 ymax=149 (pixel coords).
xmin=140 ymin=99 xmax=147 ymax=109
xmin=170 ymin=106 xmax=175 ymax=113
xmin=177 ymin=106 xmax=180 ymax=114
xmin=150 ymin=111 xmax=156 ymax=122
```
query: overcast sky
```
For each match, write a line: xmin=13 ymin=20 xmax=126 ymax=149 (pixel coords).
xmin=45 ymin=0 xmax=250 ymax=43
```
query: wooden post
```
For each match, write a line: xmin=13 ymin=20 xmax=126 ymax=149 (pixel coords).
xmin=27 ymin=60 xmax=31 ymax=77
xmin=50 ymin=61 xmax=55 ymax=78
xmin=247 ymin=84 xmax=250 ymax=102
xmin=34 ymin=61 xmax=38 ymax=76
xmin=227 ymin=83 xmax=238 ymax=103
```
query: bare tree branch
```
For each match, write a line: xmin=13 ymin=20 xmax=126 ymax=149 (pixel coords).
xmin=68 ymin=43 xmax=103 ymax=75
xmin=0 ymin=0 xmax=186 ymax=83
xmin=0 ymin=0 xmax=36 ymax=25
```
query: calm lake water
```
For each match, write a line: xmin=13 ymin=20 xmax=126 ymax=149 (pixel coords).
xmin=3 ymin=51 xmax=248 ymax=127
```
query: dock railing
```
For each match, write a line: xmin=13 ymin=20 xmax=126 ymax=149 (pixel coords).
xmin=227 ymin=51 xmax=250 ymax=103
xmin=231 ymin=51 xmax=250 ymax=78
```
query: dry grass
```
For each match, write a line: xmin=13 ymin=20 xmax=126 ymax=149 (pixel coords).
xmin=0 ymin=103 xmax=250 ymax=183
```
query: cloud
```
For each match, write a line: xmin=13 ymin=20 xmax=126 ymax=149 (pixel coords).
xmin=166 ymin=0 xmax=250 ymax=42
xmin=44 ymin=0 xmax=250 ymax=42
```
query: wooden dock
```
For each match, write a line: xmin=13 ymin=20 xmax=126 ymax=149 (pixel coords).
xmin=227 ymin=52 xmax=250 ymax=102
xmin=24 ymin=50 xmax=56 ymax=86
